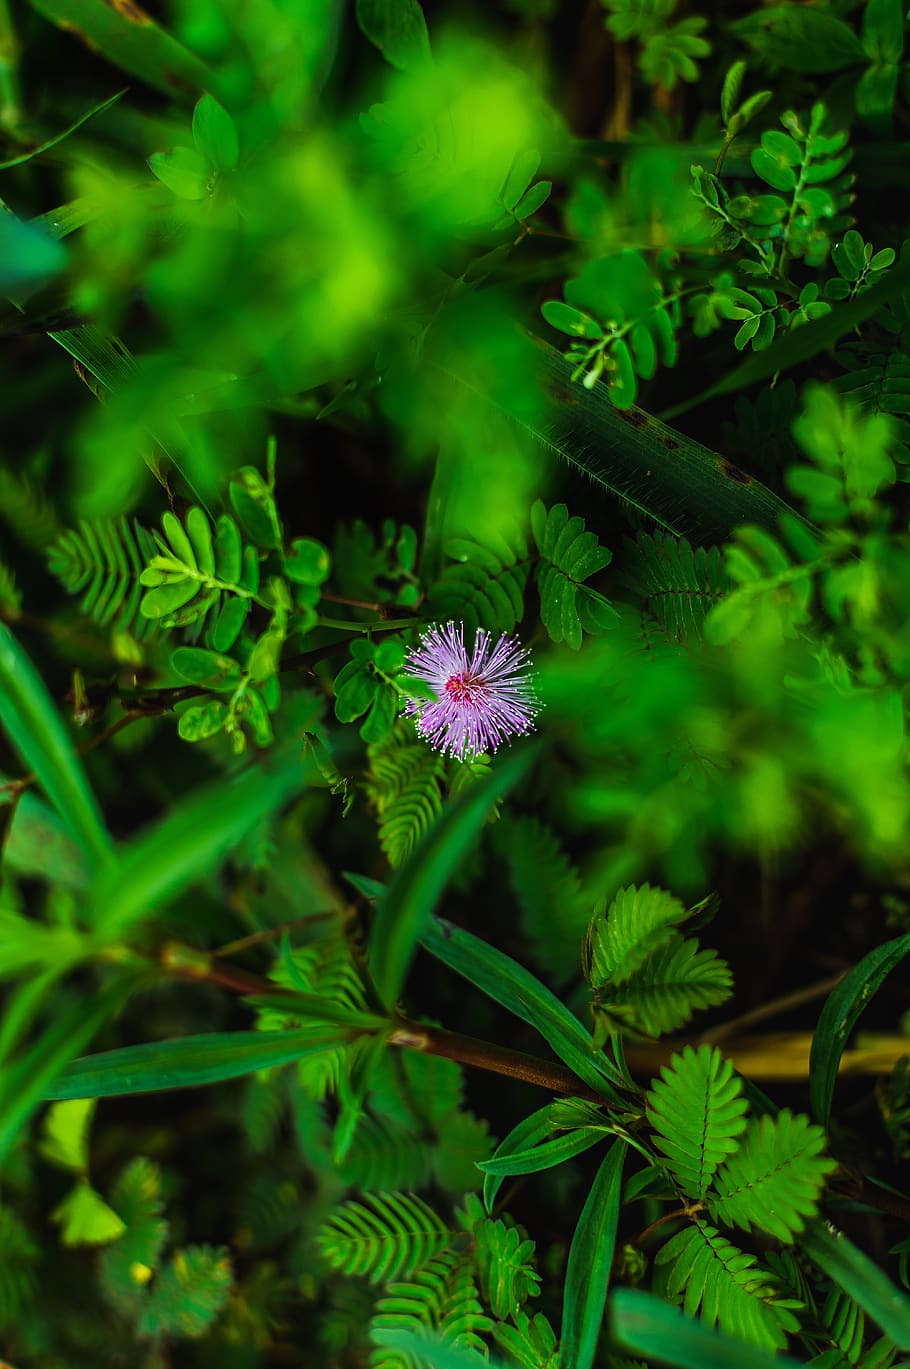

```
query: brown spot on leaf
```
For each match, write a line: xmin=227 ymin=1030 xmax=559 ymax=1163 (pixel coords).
xmin=617 ymin=407 xmax=648 ymax=429
xmin=720 ymin=459 xmax=753 ymax=485
xmin=659 ymin=434 xmax=680 ymax=451
xmin=102 ymin=0 xmax=153 ymax=22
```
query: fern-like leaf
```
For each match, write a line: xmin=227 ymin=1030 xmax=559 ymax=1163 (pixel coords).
xmin=318 ymin=1192 xmax=452 ymax=1285
xmin=370 ymin=1251 xmax=491 ymax=1367
xmin=49 ymin=515 xmax=159 ymax=640
xmin=427 ymin=535 xmax=529 ymax=636
xmin=604 ymin=933 xmax=733 ymax=1036
xmin=708 ymin=1109 xmax=836 ymax=1243
xmin=646 ymin=1045 xmax=748 ymax=1199
xmin=470 ymin=1211 xmax=541 ymax=1321
xmin=99 ymin=1157 xmax=169 ymax=1318
xmin=657 ymin=1220 xmax=793 ymax=1351
xmin=491 ymin=1309 xmax=558 ymax=1367
xmin=531 ymin=501 xmax=617 ymax=649
xmin=137 ymin=1244 xmax=233 ymax=1339
xmin=0 ymin=466 xmax=62 ymax=550
xmin=583 ymin=882 xmax=689 ymax=987
xmin=621 ymin=532 xmax=730 ymax=643
xmin=365 ymin=721 xmax=445 ymax=868
xmin=497 ymin=816 xmax=589 ymax=985
xmin=341 ymin=1115 xmax=434 ymax=1193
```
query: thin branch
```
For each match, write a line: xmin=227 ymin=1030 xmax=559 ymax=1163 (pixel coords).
xmin=699 ymin=971 xmax=847 ymax=1046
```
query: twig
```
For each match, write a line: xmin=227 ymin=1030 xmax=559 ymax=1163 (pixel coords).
xmin=699 ymin=971 xmax=847 ymax=1046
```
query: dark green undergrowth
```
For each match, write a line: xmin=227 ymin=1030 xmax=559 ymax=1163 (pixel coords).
xmin=2 ymin=1 xmax=910 ymax=1365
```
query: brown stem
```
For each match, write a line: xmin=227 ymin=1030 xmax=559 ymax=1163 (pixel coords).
xmin=699 ymin=971 xmax=847 ymax=1046
xmin=0 ymin=709 xmax=149 ymax=798
xmin=633 ymin=1206 xmax=696 ymax=1248
xmin=388 ymin=1021 xmax=608 ymax=1104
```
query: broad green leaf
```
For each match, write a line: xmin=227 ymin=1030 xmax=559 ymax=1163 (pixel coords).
xmin=51 ymin=1180 xmax=126 ymax=1246
xmin=147 ymin=146 xmax=210 ymax=200
xmin=558 ymin=1140 xmax=626 ymax=1369
xmin=43 ymin=1027 xmax=355 ymax=1100
xmin=802 ymin=1220 xmax=910 ymax=1349
xmin=610 ymin=1288 xmax=807 ymax=1369
xmin=420 ymin=916 xmax=625 ymax=1098
xmin=477 ymin=1127 xmax=605 ymax=1177
xmin=171 ymin=647 xmax=243 ymax=690
xmin=370 ymin=745 xmax=538 ymax=1009
xmin=0 ymin=623 xmax=111 ymax=868
xmin=809 ymin=933 xmax=910 ymax=1128
xmin=88 ymin=752 xmax=313 ymax=938
xmin=285 ymin=537 xmax=331 ymax=585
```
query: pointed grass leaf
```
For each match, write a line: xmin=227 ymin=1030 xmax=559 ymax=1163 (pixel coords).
xmin=809 ymin=932 xmax=910 ymax=1128
xmin=482 ymin=1104 xmax=554 ymax=1213
xmin=802 ymin=1220 xmax=910 ymax=1349
xmin=477 ymin=1127 xmax=605 ymax=1177
xmin=43 ymin=1027 xmax=354 ymax=1101
xmin=0 ymin=622 xmax=111 ymax=868
xmin=558 ymin=1140 xmax=626 ymax=1369
xmin=420 ymin=916 xmax=626 ymax=1099
xmin=610 ymin=1288 xmax=808 ymax=1369
xmin=89 ymin=752 xmax=314 ymax=938
xmin=369 ymin=745 xmax=538 ymax=1009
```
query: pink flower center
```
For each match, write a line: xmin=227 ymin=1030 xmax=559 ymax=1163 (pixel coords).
xmin=444 ymin=672 xmax=484 ymax=704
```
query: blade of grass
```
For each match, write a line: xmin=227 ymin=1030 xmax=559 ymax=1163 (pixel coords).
xmin=559 ymin=1140 xmax=626 ymax=1369
xmin=0 ymin=622 xmax=112 ymax=868
xmin=446 ymin=335 xmax=814 ymax=544
xmin=0 ymin=88 xmax=125 ymax=171
xmin=610 ymin=1289 xmax=807 ymax=1369
xmin=809 ymin=932 xmax=910 ymax=1128
xmin=369 ymin=745 xmax=538 ymax=1010
xmin=802 ymin=1219 xmax=910 ymax=1349
xmin=26 ymin=0 xmax=218 ymax=101
xmin=43 ymin=1026 xmax=360 ymax=1100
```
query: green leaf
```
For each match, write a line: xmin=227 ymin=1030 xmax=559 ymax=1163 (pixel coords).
xmin=420 ymin=916 xmax=625 ymax=1099
xmin=26 ymin=0 xmax=219 ymax=99
xmin=177 ymin=700 xmax=228 ymax=742
xmin=709 ymin=1111 xmax=835 ymax=1242
xmin=862 ymin=0 xmax=904 ymax=63
xmin=611 ymin=1288 xmax=807 ymax=1369
xmin=0 ymin=622 xmax=111 ymax=868
xmin=370 ymin=746 xmax=537 ymax=1008
xmin=51 ymin=1180 xmax=126 ymax=1247
xmin=40 ymin=1097 xmax=96 ymax=1173
xmin=148 ymin=146 xmax=210 ymax=200
xmin=138 ymin=1245 xmax=232 ymax=1339
xmin=646 ymin=1045 xmax=748 ymax=1199
xmin=558 ymin=1140 xmax=626 ymax=1369
xmin=0 ymin=214 xmax=67 ymax=294
xmin=228 ymin=466 xmax=280 ymax=549
xmin=583 ymin=883 xmax=688 ymax=987
xmin=732 ymin=8 xmax=865 ymax=74
xmin=43 ymin=1027 xmax=356 ymax=1100
xmin=477 ymin=1127 xmax=605 ymax=1177
xmin=88 ymin=752 xmax=314 ymax=938
xmin=285 ymin=536 xmax=331 ymax=585
xmin=809 ymin=933 xmax=910 ymax=1128
xmin=192 ymin=94 xmax=239 ymax=171
xmin=541 ymin=301 xmax=603 ymax=340
xmin=170 ymin=647 xmax=242 ymax=690
xmin=801 ymin=1220 xmax=910 ymax=1349
xmin=482 ymin=1104 xmax=554 ymax=1214
xmin=355 ymin=0 xmax=431 ymax=70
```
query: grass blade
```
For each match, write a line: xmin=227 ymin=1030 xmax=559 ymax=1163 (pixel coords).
xmin=809 ymin=932 xmax=910 ymax=1128
xmin=558 ymin=1139 xmax=626 ymax=1369
xmin=420 ymin=916 xmax=625 ymax=1098
xmin=43 ymin=1026 xmax=357 ymax=1100
xmin=0 ymin=622 xmax=111 ymax=868
xmin=89 ymin=752 xmax=314 ymax=938
xmin=610 ymin=1288 xmax=807 ymax=1369
xmin=369 ymin=745 xmax=538 ymax=1010
xmin=802 ymin=1219 xmax=910 ymax=1349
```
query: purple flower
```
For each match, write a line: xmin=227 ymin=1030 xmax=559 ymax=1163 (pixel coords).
xmin=401 ymin=621 xmax=539 ymax=761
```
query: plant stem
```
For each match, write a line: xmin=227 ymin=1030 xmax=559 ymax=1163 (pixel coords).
xmin=0 ymin=0 xmax=22 ymax=133
xmin=388 ymin=1020 xmax=607 ymax=1104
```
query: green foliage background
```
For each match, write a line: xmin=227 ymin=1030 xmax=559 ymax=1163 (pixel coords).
xmin=2 ymin=0 xmax=910 ymax=1365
